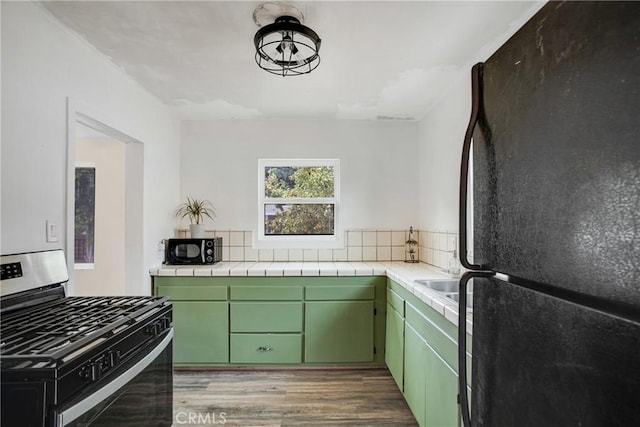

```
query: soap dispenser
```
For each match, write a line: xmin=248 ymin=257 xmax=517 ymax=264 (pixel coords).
xmin=448 ymin=248 xmax=462 ymax=277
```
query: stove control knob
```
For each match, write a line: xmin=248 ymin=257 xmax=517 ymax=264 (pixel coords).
xmin=147 ymin=323 xmax=159 ymax=336
xmin=146 ymin=319 xmax=167 ymax=336
xmin=81 ymin=362 xmax=101 ymax=382
xmin=91 ymin=362 xmax=102 ymax=382
xmin=108 ymin=350 xmax=121 ymax=368
xmin=162 ymin=317 xmax=171 ymax=330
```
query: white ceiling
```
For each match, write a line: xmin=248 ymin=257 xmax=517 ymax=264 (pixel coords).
xmin=40 ymin=1 xmax=543 ymax=121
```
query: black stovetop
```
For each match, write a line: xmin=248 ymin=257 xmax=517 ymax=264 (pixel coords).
xmin=0 ymin=293 xmax=169 ymax=369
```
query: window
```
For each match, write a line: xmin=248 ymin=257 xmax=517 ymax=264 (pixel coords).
xmin=75 ymin=163 xmax=95 ymax=268
xmin=258 ymin=159 xmax=340 ymax=248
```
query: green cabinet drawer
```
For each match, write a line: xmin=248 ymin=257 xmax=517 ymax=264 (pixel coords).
xmin=305 ymin=285 xmax=375 ymax=301
xmin=230 ymin=286 xmax=302 ymax=301
xmin=230 ymin=302 xmax=303 ymax=332
xmin=387 ymin=288 xmax=405 ymax=316
xmin=157 ymin=284 xmax=227 ymax=301
xmin=230 ymin=333 xmax=302 ymax=364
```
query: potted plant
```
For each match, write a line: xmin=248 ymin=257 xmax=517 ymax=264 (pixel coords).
xmin=175 ymin=196 xmax=216 ymax=238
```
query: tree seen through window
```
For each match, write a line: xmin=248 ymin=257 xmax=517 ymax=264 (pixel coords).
xmin=264 ymin=166 xmax=335 ymax=235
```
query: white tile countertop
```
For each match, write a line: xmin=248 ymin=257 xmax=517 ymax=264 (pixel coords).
xmin=150 ymin=261 xmax=473 ymax=334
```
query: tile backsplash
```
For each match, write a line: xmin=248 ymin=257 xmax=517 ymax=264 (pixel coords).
xmin=417 ymin=230 xmax=459 ymax=270
xmin=176 ymin=228 xmax=458 ymax=269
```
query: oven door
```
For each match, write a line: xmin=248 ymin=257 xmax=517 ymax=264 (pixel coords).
xmin=56 ymin=330 xmax=173 ymax=427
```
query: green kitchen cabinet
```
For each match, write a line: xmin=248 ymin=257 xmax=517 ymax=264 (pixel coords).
xmin=385 ymin=287 xmax=405 ymax=390
xmin=404 ymin=323 xmax=427 ymax=427
xmin=385 ymin=304 xmax=404 ymax=390
xmin=154 ymin=276 xmax=386 ymax=366
xmin=305 ymin=291 xmax=375 ymax=363
xmin=155 ymin=278 xmax=229 ymax=365
xmin=171 ymin=301 xmax=229 ymax=364
xmin=405 ymin=322 xmax=459 ymax=427
xmin=388 ymin=279 xmax=472 ymax=427
xmin=424 ymin=342 xmax=460 ymax=427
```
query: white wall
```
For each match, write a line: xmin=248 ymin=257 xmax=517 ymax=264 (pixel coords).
xmin=1 ymin=2 xmax=180 ymax=294
xmin=180 ymin=120 xmax=419 ymax=237
xmin=417 ymin=70 xmax=470 ymax=233
xmin=416 ymin=2 xmax=545 ymax=234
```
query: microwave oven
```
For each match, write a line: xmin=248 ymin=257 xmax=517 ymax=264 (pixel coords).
xmin=164 ymin=238 xmax=222 ymax=265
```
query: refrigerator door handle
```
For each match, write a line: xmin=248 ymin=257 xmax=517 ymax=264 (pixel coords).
xmin=458 ymin=271 xmax=494 ymax=427
xmin=459 ymin=62 xmax=486 ymax=271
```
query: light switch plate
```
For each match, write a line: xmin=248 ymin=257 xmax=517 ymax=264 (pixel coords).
xmin=46 ymin=220 xmax=58 ymax=242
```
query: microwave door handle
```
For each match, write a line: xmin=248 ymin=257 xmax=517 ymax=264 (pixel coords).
xmin=201 ymin=240 xmax=205 ymax=263
xmin=459 ymin=62 xmax=487 ymax=271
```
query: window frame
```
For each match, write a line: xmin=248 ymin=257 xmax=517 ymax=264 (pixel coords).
xmin=256 ymin=158 xmax=342 ymax=249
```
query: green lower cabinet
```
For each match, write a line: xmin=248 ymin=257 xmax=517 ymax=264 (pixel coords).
xmin=230 ymin=333 xmax=302 ymax=364
xmin=172 ymin=301 xmax=229 ymax=364
xmin=305 ymin=300 xmax=374 ymax=363
xmin=404 ymin=324 xmax=427 ymax=427
xmin=385 ymin=303 xmax=404 ymax=390
xmin=389 ymin=279 xmax=472 ymax=427
xmin=155 ymin=277 xmax=385 ymax=366
xmin=404 ymin=319 xmax=460 ymax=427
xmin=424 ymin=341 xmax=459 ymax=427
xmin=404 ymin=312 xmax=460 ymax=427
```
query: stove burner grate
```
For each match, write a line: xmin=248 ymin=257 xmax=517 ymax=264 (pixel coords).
xmin=0 ymin=296 xmax=168 ymax=367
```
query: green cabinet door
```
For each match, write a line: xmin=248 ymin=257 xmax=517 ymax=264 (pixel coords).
xmin=385 ymin=303 xmax=404 ymax=391
xmin=404 ymin=323 xmax=427 ymax=427
xmin=424 ymin=343 xmax=460 ymax=427
xmin=405 ymin=319 xmax=461 ymax=427
xmin=305 ymin=300 xmax=374 ymax=363
xmin=172 ymin=301 xmax=229 ymax=364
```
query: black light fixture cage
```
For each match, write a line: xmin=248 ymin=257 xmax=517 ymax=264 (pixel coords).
xmin=254 ymin=16 xmax=321 ymax=76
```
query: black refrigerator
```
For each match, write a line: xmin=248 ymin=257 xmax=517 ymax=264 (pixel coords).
xmin=457 ymin=2 xmax=640 ymax=426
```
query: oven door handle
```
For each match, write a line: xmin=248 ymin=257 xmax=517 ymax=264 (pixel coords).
xmin=57 ymin=329 xmax=173 ymax=427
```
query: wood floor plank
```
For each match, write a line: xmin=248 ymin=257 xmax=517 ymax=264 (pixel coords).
xmin=173 ymin=368 xmax=417 ymax=426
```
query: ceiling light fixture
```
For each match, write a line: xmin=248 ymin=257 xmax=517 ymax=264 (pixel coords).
xmin=253 ymin=3 xmax=321 ymax=77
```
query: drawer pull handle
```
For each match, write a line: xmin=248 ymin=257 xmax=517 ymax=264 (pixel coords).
xmin=257 ymin=346 xmax=273 ymax=352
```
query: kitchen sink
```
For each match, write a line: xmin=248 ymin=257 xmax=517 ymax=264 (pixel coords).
xmin=446 ymin=293 xmax=474 ymax=310
xmin=413 ymin=279 xmax=460 ymax=293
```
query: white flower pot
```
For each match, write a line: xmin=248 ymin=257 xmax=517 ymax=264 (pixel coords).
xmin=189 ymin=223 xmax=206 ymax=238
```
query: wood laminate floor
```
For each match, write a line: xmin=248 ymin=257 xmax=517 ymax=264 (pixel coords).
xmin=173 ymin=368 xmax=418 ymax=426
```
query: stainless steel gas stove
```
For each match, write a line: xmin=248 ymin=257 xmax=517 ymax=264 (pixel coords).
xmin=0 ymin=250 xmax=173 ymax=427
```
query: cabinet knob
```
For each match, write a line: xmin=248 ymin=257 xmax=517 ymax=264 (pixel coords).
xmin=257 ymin=346 xmax=273 ymax=352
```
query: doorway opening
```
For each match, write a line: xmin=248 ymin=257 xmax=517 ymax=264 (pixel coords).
xmin=66 ymin=104 xmax=143 ymax=296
